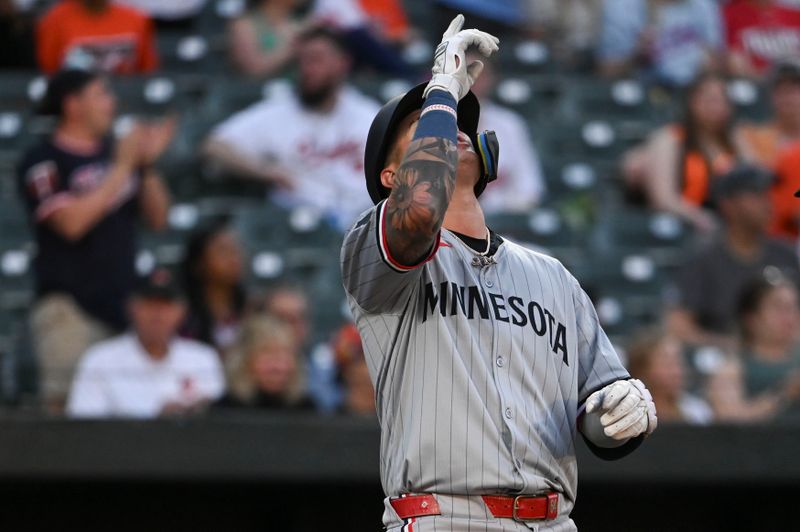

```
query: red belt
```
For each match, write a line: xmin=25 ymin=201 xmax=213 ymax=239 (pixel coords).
xmin=390 ymin=493 xmax=559 ymax=522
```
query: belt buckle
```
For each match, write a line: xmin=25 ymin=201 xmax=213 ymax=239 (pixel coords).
xmin=512 ymin=493 xmax=558 ymax=522
xmin=512 ymin=495 xmax=541 ymax=522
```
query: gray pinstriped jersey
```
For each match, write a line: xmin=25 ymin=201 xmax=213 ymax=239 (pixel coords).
xmin=341 ymin=201 xmax=630 ymax=530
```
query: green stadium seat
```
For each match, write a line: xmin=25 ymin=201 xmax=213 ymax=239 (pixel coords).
xmin=496 ymin=39 xmax=554 ymax=74
xmin=492 ymin=75 xmax=565 ymax=123
xmin=487 ymin=208 xmax=579 ymax=249
xmin=194 ymin=0 xmax=246 ymax=38
xmin=306 ymin=259 xmax=350 ymax=345
xmin=0 ymin=245 xmax=34 ymax=313
xmin=110 ymin=75 xmax=210 ymax=118
xmin=0 ymin=72 xmax=45 ymax=112
xmin=727 ymin=79 xmax=770 ymax=123
xmin=157 ymin=33 xmax=220 ymax=73
xmin=599 ymin=208 xmax=690 ymax=270
xmin=204 ymin=78 xmax=274 ymax=119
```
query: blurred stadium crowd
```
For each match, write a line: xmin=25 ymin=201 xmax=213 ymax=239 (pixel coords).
xmin=1 ymin=0 xmax=800 ymax=424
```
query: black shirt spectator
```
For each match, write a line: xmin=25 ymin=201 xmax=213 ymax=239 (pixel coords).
xmin=17 ymin=69 xmax=172 ymax=412
xmin=667 ymin=164 xmax=800 ymax=349
xmin=18 ymin=136 xmax=139 ymax=331
xmin=674 ymin=237 xmax=799 ymax=334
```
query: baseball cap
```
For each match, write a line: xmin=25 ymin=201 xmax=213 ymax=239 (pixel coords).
xmin=712 ymin=164 xmax=774 ymax=201
xmin=132 ymin=267 xmax=183 ymax=301
xmin=38 ymin=69 xmax=100 ymax=117
xmin=768 ymin=59 xmax=800 ymax=88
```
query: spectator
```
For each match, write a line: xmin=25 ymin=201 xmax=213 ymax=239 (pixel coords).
xmin=666 ymin=164 xmax=800 ymax=350
xmin=467 ymin=54 xmax=546 ymax=213
xmin=0 ymin=0 xmax=36 ymax=69
xmin=623 ymin=74 xmax=747 ymax=232
xmin=263 ymin=285 xmax=310 ymax=347
xmin=359 ymin=0 xmax=413 ymax=45
xmin=216 ymin=314 xmax=313 ymax=410
xmin=181 ymin=220 xmax=247 ymax=357
xmin=597 ymin=0 xmax=723 ymax=88
xmin=203 ymin=27 xmax=379 ymax=230
xmin=37 ymin=0 xmax=159 ymax=74
xmin=67 ymin=268 xmax=225 ymax=418
xmin=331 ymin=323 xmax=375 ymax=416
xmin=740 ymin=60 xmax=800 ymax=169
xmin=707 ymin=272 xmax=800 ymax=421
xmin=17 ymin=69 xmax=172 ymax=411
xmin=262 ymin=284 xmax=345 ymax=412
xmin=769 ymin=139 xmax=800 ymax=239
xmin=527 ymin=0 xmax=603 ymax=69
xmin=627 ymin=328 xmax=713 ymax=424
xmin=311 ymin=0 xmax=412 ymax=77
xmin=724 ymin=0 xmax=800 ymax=78
xmin=228 ymin=0 xmax=311 ymax=78
xmin=739 ymin=60 xmax=800 ymax=238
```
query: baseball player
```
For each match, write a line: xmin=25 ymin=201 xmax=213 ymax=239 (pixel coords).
xmin=340 ymin=15 xmax=657 ymax=532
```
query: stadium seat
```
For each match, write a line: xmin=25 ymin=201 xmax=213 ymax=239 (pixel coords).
xmin=0 ymin=244 xmax=35 ymax=314
xmin=157 ymin=32 xmax=226 ymax=74
xmin=496 ymin=38 xmax=554 ymax=74
xmin=204 ymin=77 xmax=275 ymax=120
xmin=582 ymin=250 xmax=667 ymax=336
xmin=487 ymin=208 xmax=580 ymax=249
xmin=233 ymin=201 xmax=341 ymax=284
xmin=306 ymin=258 xmax=350 ymax=345
xmin=598 ymin=208 xmax=690 ymax=271
xmin=110 ymin=75 xmax=211 ymax=118
xmin=492 ymin=74 xmax=565 ymax=123
xmin=727 ymin=78 xmax=770 ymax=123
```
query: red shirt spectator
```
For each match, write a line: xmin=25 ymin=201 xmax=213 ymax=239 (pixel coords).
xmin=725 ymin=0 xmax=800 ymax=76
xmin=770 ymin=141 xmax=800 ymax=238
xmin=37 ymin=0 xmax=158 ymax=75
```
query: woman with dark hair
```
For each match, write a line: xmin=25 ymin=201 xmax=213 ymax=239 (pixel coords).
xmin=627 ymin=328 xmax=712 ymax=425
xmin=707 ymin=270 xmax=800 ymax=421
xmin=181 ymin=221 xmax=247 ymax=357
xmin=624 ymin=73 xmax=753 ymax=231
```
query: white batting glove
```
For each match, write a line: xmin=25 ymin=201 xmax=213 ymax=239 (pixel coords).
xmin=585 ymin=379 xmax=657 ymax=440
xmin=424 ymin=14 xmax=500 ymax=101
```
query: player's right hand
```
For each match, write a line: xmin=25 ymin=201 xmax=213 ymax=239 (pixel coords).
xmin=423 ymin=14 xmax=499 ymax=102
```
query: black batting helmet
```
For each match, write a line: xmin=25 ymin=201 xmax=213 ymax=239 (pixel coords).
xmin=363 ymin=82 xmax=498 ymax=205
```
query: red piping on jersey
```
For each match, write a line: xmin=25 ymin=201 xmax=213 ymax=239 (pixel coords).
xmin=379 ymin=200 xmax=440 ymax=272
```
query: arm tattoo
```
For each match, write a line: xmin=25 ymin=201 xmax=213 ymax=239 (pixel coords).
xmin=384 ymin=136 xmax=458 ymax=266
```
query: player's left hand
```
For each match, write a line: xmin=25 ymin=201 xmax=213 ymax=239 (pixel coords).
xmin=424 ymin=14 xmax=500 ymax=101
xmin=585 ymin=379 xmax=657 ymax=440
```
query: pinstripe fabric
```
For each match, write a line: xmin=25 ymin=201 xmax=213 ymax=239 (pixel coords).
xmin=341 ymin=205 xmax=629 ymax=531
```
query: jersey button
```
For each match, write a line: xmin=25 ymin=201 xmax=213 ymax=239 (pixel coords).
xmin=485 ymin=279 xmax=494 ymax=288
xmin=496 ymin=356 xmax=505 ymax=367
xmin=505 ymin=408 xmax=513 ymax=419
